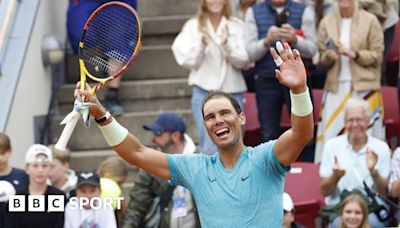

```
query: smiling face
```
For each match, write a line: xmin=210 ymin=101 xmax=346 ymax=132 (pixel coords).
xmin=204 ymin=0 xmax=226 ymax=15
xmin=203 ymin=96 xmax=245 ymax=151
xmin=341 ymin=201 xmax=364 ymax=228
xmin=344 ymin=106 xmax=369 ymax=143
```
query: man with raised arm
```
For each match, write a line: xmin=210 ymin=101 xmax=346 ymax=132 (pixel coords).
xmin=75 ymin=42 xmax=313 ymax=227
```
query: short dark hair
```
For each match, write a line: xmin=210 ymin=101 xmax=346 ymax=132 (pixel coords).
xmin=201 ymin=91 xmax=242 ymax=119
xmin=0 ymin=133 xmax=11 ymax=152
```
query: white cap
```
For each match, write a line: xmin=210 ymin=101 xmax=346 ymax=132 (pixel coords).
xmin=283 ymin=192 xmax=294 ymax=212
xmin=25 ymin=144 xmax=52 ymax=164
xmin=0 ymin=181 xmax=16 ymax=202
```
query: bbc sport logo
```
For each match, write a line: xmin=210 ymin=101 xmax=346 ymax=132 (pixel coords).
xmin=8 ymin=195 xmax=124 ymax=212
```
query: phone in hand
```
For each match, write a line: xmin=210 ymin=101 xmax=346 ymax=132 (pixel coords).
xmin=325 ymin=37 xmax=337 ymax=52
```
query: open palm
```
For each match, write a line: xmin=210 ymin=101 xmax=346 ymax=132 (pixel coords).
xmin=270 ymin=42 xmax=307 ymax=93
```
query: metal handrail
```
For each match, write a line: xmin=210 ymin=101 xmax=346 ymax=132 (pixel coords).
xmin=0 ymin=0 xmax=18 ymax=76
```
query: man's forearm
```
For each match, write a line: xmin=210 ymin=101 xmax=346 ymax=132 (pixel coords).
xmin=371 ymin=170 xmax=388 ymax=197
xmin=320 ymin=176 xmax=340 ymax=196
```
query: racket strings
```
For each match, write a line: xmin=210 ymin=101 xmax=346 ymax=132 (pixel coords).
xmin=81 ymin=4 xmax=139 ymax=78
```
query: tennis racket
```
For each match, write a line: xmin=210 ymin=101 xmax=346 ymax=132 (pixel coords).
xmin=55 ymin=1 xmax=142 ymax=150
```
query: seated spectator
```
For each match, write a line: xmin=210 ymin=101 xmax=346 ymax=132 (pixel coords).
xmin=122 ymin=112 xmax=199 ymax=228
xmin=339 ymin=194 xmax=370 ymax=228
xmin=0 ymin=133 xmax=29 ymax=228
xmin=319 ymin=98 xmax=391 ymax=227
xmin=3 ymin=144 xmax=65 ymax=228
xmin=97 ymin=156 xmax=128 ymax=226
xmin=64 ymin=171 xmax=116 ymax=228
xmin=48 ymin=145 xmax=77 ymax=198
xmin=283 ymin=192 xmax=305 ymax=228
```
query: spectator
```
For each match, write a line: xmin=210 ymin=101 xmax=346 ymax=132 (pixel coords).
xmin=319 ymin=98 xmax=391 ymax=227
xmin=66 ymin=0 xmax=137 ymax=114
xmin=0 ymin=133 xmax=29 ymax=228
xmin=74 ymin=42 xmax=314 ymax=227
xmin=97 ymin=156 xmax=128 ymax=226
xmin=3 ymin=144 xmax=65 ymax=228
xmin=122 ymin=112 xmax=199 ymax=228
xmin=64 ymin=171 xmax=117 ymax=228
xmin=315 ymin=0 xmax=385 ymax=162
xmin=48 ymin=145 xmax=77 ymax=198
xmin=243 ymin=0 xmax=318 ymax=161
xmin=171 ymin=0 xmax=249 ymax=155
xmin=231 ymin=0 xmax=262 ymax=20
xmin=339 ymin=194 xmax=371 ymax=228
xmin=282 ymin=192 xmax=305 ymax=228
xmin=358 ymin=0 xmax=399 ymax=85
xmin=388 ymin=147 xmax=400 ymax=221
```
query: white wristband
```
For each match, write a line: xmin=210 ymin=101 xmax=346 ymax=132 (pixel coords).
xmin=99 ymin=119 xmax=128 ymax=147
xmin=290 ymin=88 xmax=313 ymax=117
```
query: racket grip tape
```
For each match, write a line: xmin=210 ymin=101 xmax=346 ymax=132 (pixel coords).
xmin=55 ymin=110 xmax=80 ymax=151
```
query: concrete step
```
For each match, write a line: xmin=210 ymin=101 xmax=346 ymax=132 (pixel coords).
xmin=138 ymin=0 xmax=198 ymax=17
xmin=65 ymin=46 xmax=188 ymax=83
xmin=57 ymin=78 xmax=191 ymax=104
xmin=58 ymin=97 xmax=191 ymax=116
xmin=142 ymin=15 xmax=189 ymax=37
xmin=50 ymin=109 xmax=198 ymax=151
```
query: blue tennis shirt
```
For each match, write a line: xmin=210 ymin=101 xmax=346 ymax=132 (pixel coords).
xmin=167 ymin=140 xmax=290 ymax=227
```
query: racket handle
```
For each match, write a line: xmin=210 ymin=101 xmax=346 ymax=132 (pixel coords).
xmin=55 ymin=110 xmax=80 ymax=151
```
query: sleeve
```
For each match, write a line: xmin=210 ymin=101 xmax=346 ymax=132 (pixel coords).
xmin=251 ymin=140 xmax=290 ymax=175
xmin=294 ymin=6 xmax=318 ymax=59
xmin=319 ymin=141 xmax=334 ymax=178
xmin=375 ymin=142 xmax=391 ymax=179
xmin=171 ymin=19 xmax=206 ymax=70
xmin=355 ymin=15 xmax=384 ymax=67
xmin=63 ymin=204 xmax=72 ymax=228
xmin=317 ymin=17 xmax=337 ymax=69
xmin=122 ymin=170 xmax=158 ymax=228
xmin=102 ymin=208 xmax=117 ymax=228
xmin=221 ymin=20 xmax=250 ymax=69
xmin=243 ymin=8 xmax=269 ymax=62
xmin=389 ymin=148 xmax=400 ymax=191
xmin=167 ymin=154 xmax=204 ymax=190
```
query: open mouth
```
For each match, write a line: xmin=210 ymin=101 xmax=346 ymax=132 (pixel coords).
xmin=215 ymin=127 xmax=230 ymax=137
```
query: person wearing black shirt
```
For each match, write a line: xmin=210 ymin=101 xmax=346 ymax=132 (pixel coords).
xmin=0 ymin=133 xmax=29 ymax=228
xmin=3 ymin=144 xmax=65 ymax=228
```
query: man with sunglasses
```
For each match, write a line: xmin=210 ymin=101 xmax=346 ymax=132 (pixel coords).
xmin=122 ymin=112 xmax=199 ymax=228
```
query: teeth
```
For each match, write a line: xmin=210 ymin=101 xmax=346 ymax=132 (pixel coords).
xmin=216 ymin=128 xmax=229 ymax=135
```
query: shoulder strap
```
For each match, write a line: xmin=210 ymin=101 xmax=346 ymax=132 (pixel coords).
xmin=159 ymin=184 xmax=176 ymax=212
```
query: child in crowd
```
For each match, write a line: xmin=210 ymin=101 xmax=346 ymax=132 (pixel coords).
xmin=97 ymin=156 xmax=128 ymax=226
xmin=64 ymin=171 xmax=117 ymax=228
xmin=48 ymin=145 xmax=77 ymax=198
xmin=339 ymin=194 xmax=370 ymax=228
xmin=0 ymin=133 xmax=29 ymax=228
xmin=3 ymin=144 xmax=65 ymax=228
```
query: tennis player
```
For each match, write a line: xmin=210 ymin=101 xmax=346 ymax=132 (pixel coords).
xmin=76 ymin=42 xmax=313 ymax=227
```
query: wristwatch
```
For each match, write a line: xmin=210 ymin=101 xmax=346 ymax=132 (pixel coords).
xmin=95 ymin=111 xmax=111 ymax=123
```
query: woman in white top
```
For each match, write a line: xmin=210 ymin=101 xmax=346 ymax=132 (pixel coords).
xmin=172 ymin=0 xmax=249 ymax=155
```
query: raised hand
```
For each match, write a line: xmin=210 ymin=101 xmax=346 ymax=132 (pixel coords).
xmin=221 ymin=24 xmax=229 ymax=45
xmin=270 ymin=42 xmax=307 ymax=93
xmin=333 ymin=156 xmax=346 ymax=179
xmin=366 ymin=147 xmax=378 ymax=172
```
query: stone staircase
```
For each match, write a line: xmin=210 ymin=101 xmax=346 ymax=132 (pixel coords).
xmin=49 ymin=0 xmax=199 ymax=193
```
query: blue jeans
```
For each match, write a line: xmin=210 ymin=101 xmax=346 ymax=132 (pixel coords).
xmin=255 ymin=77 xmax=291 ymax=142
xmin=191 ymin=86 xmax=244 ymax=155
